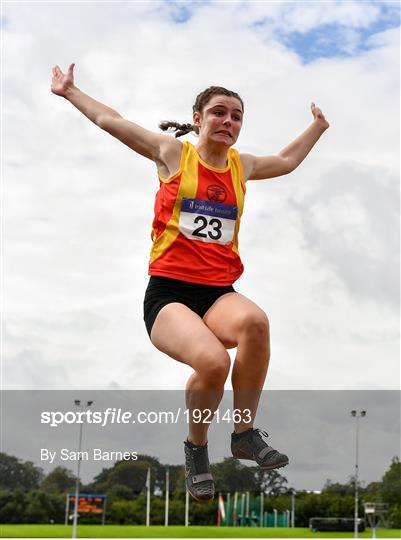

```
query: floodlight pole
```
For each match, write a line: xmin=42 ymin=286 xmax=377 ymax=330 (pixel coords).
xmin=165 ymin=466 xmax=169 ymax=526
xmin=233 ymin=491 xmax=238 ymax=526
xmin=146 ymin=467 xmax=151 ymax=527
xmin=185 ymin=490 xmax=189 ymax=526
xmin=291 ymin=490 xmax=295 ymax=528
xmin=72 ymin=400 xmax=93 ymax=539
xmin=351 ymin=410 xmax=366 ymax=539
xmin=64 ymin=493 xmax=69 ymax=525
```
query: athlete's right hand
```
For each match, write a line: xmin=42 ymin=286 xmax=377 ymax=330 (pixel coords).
xmin=51 ymin=63 xmax=75 ymax=97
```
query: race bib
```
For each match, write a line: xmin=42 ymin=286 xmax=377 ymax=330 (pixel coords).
xmin=178 ymin=198 xmax=238 ymax=245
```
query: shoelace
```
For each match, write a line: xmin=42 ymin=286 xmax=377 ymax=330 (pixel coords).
xmin=253 ymin=429 xmax=282 ymax=458
xmin=190 ymin=446 xmax=210 ymax=474
xmin=250 ymin=429 xmax=271 ymax=453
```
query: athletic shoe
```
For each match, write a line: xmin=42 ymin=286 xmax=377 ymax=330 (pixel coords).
xmin=231 ymin=428 xmax=289 ymax=470
xmin=184 ymin=440 xmax=215 ymax=501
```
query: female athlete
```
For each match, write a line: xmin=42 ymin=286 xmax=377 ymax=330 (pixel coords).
xmin=51 ymin=63 xmax=329 ymax=501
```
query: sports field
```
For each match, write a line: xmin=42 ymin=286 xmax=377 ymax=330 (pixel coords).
xmin=0 ymin=525 xmax=400 ymax=538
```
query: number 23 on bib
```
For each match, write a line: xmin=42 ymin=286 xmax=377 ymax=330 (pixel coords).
xmin=178 ymin=198 xmax=238 ymax=245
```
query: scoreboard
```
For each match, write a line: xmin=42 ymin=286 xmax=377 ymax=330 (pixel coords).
xmin=68 ymin=493 xmax=106 ymax=514
xmin=66 ymin=493 xmax=107 ymax=524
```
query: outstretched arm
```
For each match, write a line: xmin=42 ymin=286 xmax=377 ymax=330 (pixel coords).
xmin=240 ymin=103 xmax=329 ymax=181
xmin=51 ymin=64 xmax=181 ymax=165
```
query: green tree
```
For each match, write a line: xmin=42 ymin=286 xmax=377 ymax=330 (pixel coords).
xmin=293 ymin=492 xmax=325 ymax=527
xmin=388 ymin=505 xmax=401 ymax=529
xmin=211 ymin=458 xmax=257 ymax=492
xmin=108 ymin=499 xmax=136 ymax=525
xmin=0 ymin=490 xmax=65 ymax=524
xmin=0 ymin=490 xmax=27 ymax=523
xmin=106 ymin=483 xmax=133 ymax=501
xmin=0 ymin=453 xmax=43 ymax=491
xmin=381 ymin=456 xmax=401 ymax=528
xmin=41 ymin=466 xmax=76 ymax=493
xmin=322 ymin=477 xmax=354 ymax=496
xmin=363 ymin=481 xmax=382 ymax=501
xmin=325 ymin=493 xmax=354 ymax=518
xmin=381 ymin=457 xmax=401 ymax=506
xmin=254 ymin=468 xmax=288 ymax=495
xmin=107 ymin=460 xmax=149 ymax=493
xmin=91 ymin=466 xmax=109 ymax=485
xmin=24 ymin=491 xmax=64 ymax=523
xmin=209 ymin=457 xmax=287 ymax=494
xmin=91 ymin=455 xmax=164 ymax=495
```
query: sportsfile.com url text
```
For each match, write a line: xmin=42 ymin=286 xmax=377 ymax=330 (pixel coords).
xmin=40 ymin=408 xmax=252 ymax=427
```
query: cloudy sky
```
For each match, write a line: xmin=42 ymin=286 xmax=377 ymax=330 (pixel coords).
xmin=3 ymin=0 xmax=400 ymax=391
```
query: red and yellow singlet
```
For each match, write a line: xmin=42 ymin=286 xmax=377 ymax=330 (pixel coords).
xmin=149 ymin=141 xmax=246 ymax=286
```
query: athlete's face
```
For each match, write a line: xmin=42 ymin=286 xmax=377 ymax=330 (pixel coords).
xmin=194 ymin=95 xmax=243 ymax=147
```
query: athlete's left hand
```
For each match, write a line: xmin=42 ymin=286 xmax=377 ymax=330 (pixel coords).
xmin=311 ymin=102 xmax=330 ymax=130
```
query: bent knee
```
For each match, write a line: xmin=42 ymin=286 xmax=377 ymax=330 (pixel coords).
xmin=240 ymin=310 xmax=270 ymax=341
xmin=196 ymin=349 xmax=231 ymax=384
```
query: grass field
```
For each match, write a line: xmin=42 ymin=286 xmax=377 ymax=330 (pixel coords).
xmin=0 ymin=525 xmax=400 ymax=538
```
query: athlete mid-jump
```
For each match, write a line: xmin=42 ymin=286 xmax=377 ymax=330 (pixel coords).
xmin=51 ymin=63 xmax=329 ymax=501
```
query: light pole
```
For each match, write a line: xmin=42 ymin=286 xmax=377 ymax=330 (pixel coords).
xmin=291 ymin=489 xmax=295 ymax=528
xmin=72 ymin=399 xmax=93 ymax=539
xmin=165 ymin=466 xmax=169 ymax=527
xmin=185 ymin=489 xmax=189 ymax=527
xmin=351 ymin=409 xmax=366 ymax=539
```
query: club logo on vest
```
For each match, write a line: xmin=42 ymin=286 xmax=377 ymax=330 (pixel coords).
xmin=207 ymin=185 xmax=227 ymax=203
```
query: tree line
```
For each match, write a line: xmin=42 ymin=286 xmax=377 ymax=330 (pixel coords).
xmin=0 ymin=452 xmax=399 ymax=527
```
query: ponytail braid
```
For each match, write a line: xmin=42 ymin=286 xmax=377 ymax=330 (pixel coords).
xmin=159 ymin=121 xmax=198 ymax=138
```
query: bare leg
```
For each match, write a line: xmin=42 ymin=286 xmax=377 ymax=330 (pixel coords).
xmin=203 ymin=293 xmax=270 ymax=433
xmin=150 ymin=303 xmax=230 ymax=445
xmin=203 ymin=294 xmax=288 ymax=471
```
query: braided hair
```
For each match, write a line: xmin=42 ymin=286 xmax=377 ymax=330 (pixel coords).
xmin=159 ymin=86 xmax=244 ymax=138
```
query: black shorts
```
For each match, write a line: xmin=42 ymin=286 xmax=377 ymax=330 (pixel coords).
xmin=143 ymin=276 xmax=236 ymax=337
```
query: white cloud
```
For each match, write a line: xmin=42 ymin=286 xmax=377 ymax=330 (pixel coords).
xmin=3 ymin=1 xmax=399 ymax=391
xmin=278 ymin=1 xmax=381 ymax=33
